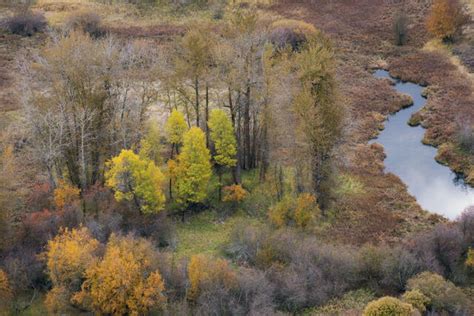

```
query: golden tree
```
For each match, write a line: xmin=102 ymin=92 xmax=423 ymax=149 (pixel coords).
xmin=208 ymin=109 xmax=237 ymax=200
xmin=73 ymin=234 xmax=166 ymax=315
xmin=53 ymin=180 xmax=80 ymax=210
xmin=175 ymin=127 xmax=212 ymax=206
xmin=44 ymin=227 xmax=100 ymax=313
xmin=105 ymin=149 xmax=166 ymax=214
xmin=426 ymin=0 xmax=468 ymax=41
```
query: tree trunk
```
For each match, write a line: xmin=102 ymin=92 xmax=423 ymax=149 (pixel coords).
xmin=218 ymin=168 xmax=222 ymax=201
xmin=243 ymin=85 xmax=251 ymax=170
xmin=194 ymin=77 xmax=200 ymax=127
xmin=205 ymin=84 xmax=210 ymax=148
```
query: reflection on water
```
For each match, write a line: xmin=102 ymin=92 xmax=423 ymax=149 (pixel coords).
xmin=370 ymin=70 xmax=474 ymax=219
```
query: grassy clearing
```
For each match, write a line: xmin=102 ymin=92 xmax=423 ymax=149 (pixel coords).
xmin=35 ymin=0 xmax=218 ymax=27
xmin=174 ymin=210 xmax=262 ymax=259
xmin=335 ymin=173 xmax=366 ymax=196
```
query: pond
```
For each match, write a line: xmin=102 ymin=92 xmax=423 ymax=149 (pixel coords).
xmin=370 ymin=69 xmax=474 ymax=219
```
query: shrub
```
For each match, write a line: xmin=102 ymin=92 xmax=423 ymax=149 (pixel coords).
xmin=458 ymin=206 xmax=474 ymax=245
xmin=268 ymin=193 xmax=320 ymax=229
xmin=225 ymin=223 xmax=269 ymax=265
xmin=407 ymin=271 xmax=472 ymax=314
xmin=381 ymin=247 xmax=423 ymax=292
xmin=53 ymin=181 xmax=80 ymax=210
xmin=222 ymin=184 xmax=248 ymax=203
xmin=393 ymin=11 xmax=408 ymax=46
xmin=187 ymin=254 xmax=237 ymax=302
xmin=65 ymin=11 xmax=104 ymax=38
xmin=426 ymin=0 xmax=468 ymax=41
xmin=402 ymin=289 xmax=430 ymax=313
xmin=363 ymin=296 xmax=414 ymax=316
xmin=466 ymin=248 xmax=474 ymax=268
xmin=269 ymin=19 xmax=318 ymax=51
xmin=4 ymin=10 xmax=47 ymax=36
xmin=457 ymin=124 xmax=474 ymax=154
xmin=232 ymin=268 xmax=275 ymax=315
xmin=0 ymin=269 xmax=12 ymax=309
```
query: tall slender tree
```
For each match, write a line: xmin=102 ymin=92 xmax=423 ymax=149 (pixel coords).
xmin=208 ymin=109 xmax=237 ymax=199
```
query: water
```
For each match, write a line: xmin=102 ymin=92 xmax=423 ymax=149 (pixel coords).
xmin=370 ymin=69 xmax=474 ymax=219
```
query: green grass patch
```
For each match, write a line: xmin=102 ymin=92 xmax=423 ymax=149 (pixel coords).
xmin=174 ymin=210 xmax=262 ymax=259
xmin=334 ymin=173 xmax=365 ymax=196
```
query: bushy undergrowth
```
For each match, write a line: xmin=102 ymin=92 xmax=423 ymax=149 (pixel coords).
xmin=3 ymin=10 xmax=47 ymax=36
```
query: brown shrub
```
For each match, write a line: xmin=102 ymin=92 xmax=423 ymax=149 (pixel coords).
xmin=3 ymin=10 xmax=47 ymax=36
xmin=426 ymin=0 xmax=469 ymax=41
xmin=65 ymin=11 xmax=104 ymax=38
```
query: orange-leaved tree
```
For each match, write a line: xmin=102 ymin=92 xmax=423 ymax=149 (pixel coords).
xmin=426 ymin=0 xmax=468 ymax=41
xmin=73 ymin=234 xmax=166 ymax=316
xmin=44 ymin=227 xmax=100 ymax=314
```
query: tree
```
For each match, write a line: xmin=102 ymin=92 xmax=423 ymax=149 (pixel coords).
xmin=44 ymin=227 xmax=100 ymax=313
xmin=293 ymin=35 xmax=344 ymax=209
xmin=53 ymin=180 xmax=80 ymax=210
xmin=165 ymin=110 xmax=188 ymax=200
xmin=105 ymin=150 xmax=165 ymax=214
xmin=466 ymin=248 xmax=474 ymax=268
xmin=426 ymin=0 xmax=468 ymax=41
xmin=402 ymin=289 xmax=430 ymax=313
xmin=73 ymin=234 xmax=166 ymax=315
xmin=175 ymin=127 xmax=212 ymax=208
xmin=393 ymin=11 xmax=408 ymax=46
xmin=363 ymin=296 xmax=414 ymax=316
xmin=208 ymin=109 xmax=237 ymax=199
xmin=21 ymin=32 xmax=157 ymax=189
xmin=407 ymin=272 xmax=472 ymax=314
xmin=139 ymin=120 xmax=162 ymax=166
xmin=175 ymin=25 xmax=214 ymax=128
xmin=165 ymin=110 xmax=188 ymax=158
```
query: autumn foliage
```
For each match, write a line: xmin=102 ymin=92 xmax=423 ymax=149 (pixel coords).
xmin=53 ymin=181 xmax=80 ymax=210
xmin=268 ymin=193 xmax=320 ymax=228
xmin=187 ymin=254 xmax=237 ymax=302
xmin=222 ymin=184 xmax=248 ymax=203
xmin=426 ymin=0 xmax=468 ymax=41
xmin=74 ymin=234 xmax=166 ymax=315
xmin=105 ymin=150 xmax=166 ymax=214
xmin=45 ymin=227 xmax=100 ymax=313
xmin=0 ymin=269 xmax=12 ymax=307
xmin=174 ymin=127 xmax=212 ymax=205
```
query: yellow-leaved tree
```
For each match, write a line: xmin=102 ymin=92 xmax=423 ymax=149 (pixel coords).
xmin=426 ymin=0 xmax=468 ymax=41
xmin=44 ymin=227 xmax=100 ymax=314
xmin=466 ymin=248 xmax=474 ymax=268
xmin=105 ymin=149 xmax=165 ymax=214
xmin=175 ymin=127 xmax=212 ymax=207
xmin=165 ymin=109 xmax=188 ymax=158
xmin=208 ymin=109 xmax=237 ymax=200
xmin=73 ymin=234 xmax=166 ymax=316
xmin=165 ymin=110 xmax=188 ymax=200
xmin=139 ymin=120 xmax=162 ymax=166
xmin=53 ymin=180 xmax=80 ymax=210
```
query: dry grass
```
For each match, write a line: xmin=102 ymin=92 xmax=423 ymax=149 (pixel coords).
xmin=266 ymin=0 xmax=449 ymax=243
